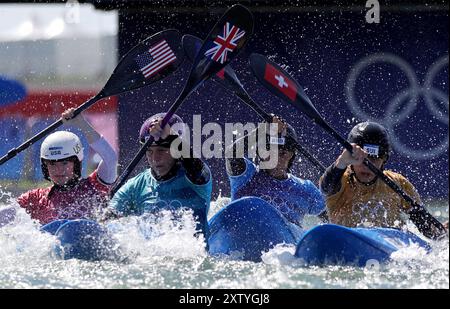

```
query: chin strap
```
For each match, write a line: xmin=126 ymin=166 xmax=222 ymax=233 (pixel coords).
xmin=350 ymin=160 xmax=387 ymax=187
xmin=48 ymin=177 xmax=80 ymax=197
xmin=151 ymin=161 xmax=180 ymax=181
xmin=350 ymin=165 xmax=378 ymax=186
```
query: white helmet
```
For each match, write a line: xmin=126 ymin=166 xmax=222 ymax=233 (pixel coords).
xmin=40 ymin=131 xmax=84 ymax=181
xmin=40 ymin=131 xmax=84 ymax=161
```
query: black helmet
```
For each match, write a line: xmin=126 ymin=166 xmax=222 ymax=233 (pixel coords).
xmin=282 ymin=123 xmax=300 ymax=152
xmin=348 ymin=122 xmax=391 ymax=160
xmin=264 ymin=122 xmax=299 ymax=171
xmin=266 ymin=122 xmax=299 ymax=152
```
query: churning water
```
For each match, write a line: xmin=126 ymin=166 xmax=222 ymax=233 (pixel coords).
xmin=0 ymin=192 xmax=448 ymax=289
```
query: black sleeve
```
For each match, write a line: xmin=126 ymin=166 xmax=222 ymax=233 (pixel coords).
xmin=408 ymin=205 xmax=447 ymax=240
xmin=318 ymin=210 xmax=329 ymax=223
xmin=181 ymin=157 xmax=210 ymax=185
xmin=319 ymin=163 xmax=346 ymax=196
xmin=225 ymin=127 xmax=258 ymax=177
xmin=176 ymin=140 xmax=210 ymax=185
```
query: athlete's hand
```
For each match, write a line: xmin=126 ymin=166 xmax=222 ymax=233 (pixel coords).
xmin=272 ymin=115 xmax=287 ymax=135
xmin=61 ymin=108 xmax=86 ymax=126
xmin=61 ymin=108 xmax=77 ymax=123
xmin=148 ymin=118 xmax=171 ymax=141
xmin=265 ymin=114 xmax=287 ymax=135
xmin=335 ymin=143 xmax=368 ymax=169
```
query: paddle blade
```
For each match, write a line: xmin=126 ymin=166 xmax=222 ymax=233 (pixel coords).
xmin=184 ymin=4 xmax=254 ymax=91
xmin=182 ymin=34 xmax=245 ymax=93
xmin=101 ymin=29 xmax=184 ymax=97
xmin=249 ymin=53 xmax=322 ymax=123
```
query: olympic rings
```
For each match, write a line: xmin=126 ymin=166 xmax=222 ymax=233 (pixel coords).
xmin=345 ymin=53 xmax=448 ymax=160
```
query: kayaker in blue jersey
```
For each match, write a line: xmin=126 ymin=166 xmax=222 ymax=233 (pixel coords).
xmin=104 ymin=113 xmax=212 ymax=239
xmin=225 ymin=115 xmax=326 ymax=229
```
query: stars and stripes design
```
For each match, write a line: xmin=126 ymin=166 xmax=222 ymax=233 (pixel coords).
xmin=205 ymin=22 xmax=245 ymax=64
xmin=135 ymin=40 xmax=176 ymax=78
xmin=264 ymin=63 xmax=298 ymax=101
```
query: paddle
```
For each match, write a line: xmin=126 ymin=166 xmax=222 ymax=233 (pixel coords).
xmin=109 ymin=4 xmax=254 ymax=197
xmin=182 ymin=34 xmax=326 ymax=172
xmin=249 ymin=53 xmax=446 ymax=239
xmin=0 ymin=29 xmax=184 ymax=166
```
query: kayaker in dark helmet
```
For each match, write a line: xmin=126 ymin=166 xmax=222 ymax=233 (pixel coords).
xmin=105 ymin=113 xmax=212 ymax=239
xmin=319 ymin=121 xmax=448 ymax=239
xmin=225 ymin=115 xmax=326 ymax=230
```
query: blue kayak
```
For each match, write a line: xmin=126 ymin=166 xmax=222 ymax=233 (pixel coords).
xmin=208 ymin=197 xmax=431 ymax=264
xmin=41 ymin=219 xmax=126 ymax=262
xmin=40 ymin=199 xmax=431 ymax=265
xmin=295 ymin=224 xmax=431 ymax=267
xmin=208 ymin=197 xmax=303 ymax=262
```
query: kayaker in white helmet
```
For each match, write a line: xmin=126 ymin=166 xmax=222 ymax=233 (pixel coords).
xmin=9 ymin=108 xmax=118 ymax=226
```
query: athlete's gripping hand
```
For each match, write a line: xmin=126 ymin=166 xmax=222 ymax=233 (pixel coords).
xmin=61 ymin=108 xmax=89 ymax=128
xmin=148 ymin=118 xmax=172 ymax=142
xmin=335 ymin=143 xmax=368 ymax=169
xmin=264 ymin=113 xmax=287 ymax=136
xmin=271 ymin=114 xmax=287 ymax=135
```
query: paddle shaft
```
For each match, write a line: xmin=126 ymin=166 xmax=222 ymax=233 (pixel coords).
xmin=0 ymin=93 xmax=105 ymax=165
xmin=227 ymin=81 xmax=327 ymax=172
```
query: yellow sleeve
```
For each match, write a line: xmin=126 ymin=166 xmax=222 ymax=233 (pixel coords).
xmin=384 ymin=171 xmax=421 ymax=211
xmin=325 ymin=168 xmax=352 ymax=215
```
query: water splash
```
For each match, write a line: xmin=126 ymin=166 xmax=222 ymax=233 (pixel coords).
xmin=0 ymin=185 xmax=448 ymax=288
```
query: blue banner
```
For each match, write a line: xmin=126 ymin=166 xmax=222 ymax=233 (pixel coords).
xmin=117 ymin=5 xmax=448 ymax=198
xmin=0 ymin=76 xmax=27 ymax=107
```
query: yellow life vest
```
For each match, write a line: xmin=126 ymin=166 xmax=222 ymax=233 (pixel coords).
xmin=324 ymin=168 xmax=421 ymax=228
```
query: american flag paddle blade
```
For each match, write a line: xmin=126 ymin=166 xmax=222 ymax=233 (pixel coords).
xmin=136 ymin=40 xmax=177 ymax=78
xmin=101 ymin=29 xmax=184 ymax=97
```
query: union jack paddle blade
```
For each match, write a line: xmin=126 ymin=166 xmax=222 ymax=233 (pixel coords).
xmin=186 ymin=4 xmax=253 ymax=90
xmin=182 ymin=34 xmax=244 ymax=92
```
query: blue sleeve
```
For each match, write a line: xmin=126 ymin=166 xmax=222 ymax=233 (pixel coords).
xmin=228 ymin=158 xmax=256 ymax=195
xmin=305 ymin=180 xmax=326 ymax=215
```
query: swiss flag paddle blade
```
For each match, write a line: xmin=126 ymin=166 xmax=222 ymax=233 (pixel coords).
xmin=263 ymin=63 xmax=298 ymax=101
xmin=249 ymin=53 xmax=323 ymax=122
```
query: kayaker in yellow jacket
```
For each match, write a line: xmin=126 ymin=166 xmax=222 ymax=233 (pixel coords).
xmin=319 ymin=121 xmax=447 ymax=240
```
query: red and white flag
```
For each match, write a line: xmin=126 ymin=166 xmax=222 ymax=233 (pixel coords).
xmin=136 ymin=40 xmax=176 ymax=78
xmin=264 ymin=63 xmax=298 ymax=101
xmin=205 ymin=22 xmax=245 ymax=64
